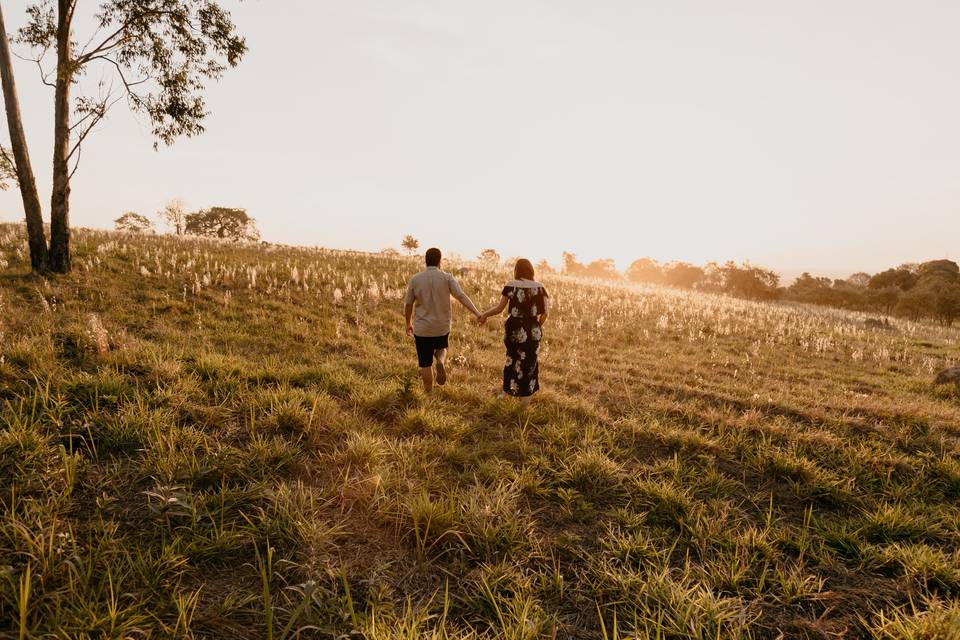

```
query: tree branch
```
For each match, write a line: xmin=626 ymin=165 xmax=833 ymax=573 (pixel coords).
xmin=75 ymin=9 xmax=185 ymax=65
xmin=12 ymin=49 xmax=55 ymax=88
xmin=68 ymin=93 xmax=123 ymax=175
xmin=84 ymin=55 xmax=150 ymax=92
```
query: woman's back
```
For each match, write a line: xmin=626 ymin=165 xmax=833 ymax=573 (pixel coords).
xmin=502 ymin=279 xmax=548 ymax=320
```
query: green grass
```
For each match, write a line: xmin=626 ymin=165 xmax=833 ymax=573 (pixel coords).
xmin=0 ymin=223 xmax=959 ymax=638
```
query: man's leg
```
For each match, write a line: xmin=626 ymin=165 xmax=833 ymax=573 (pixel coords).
xmin=415 ymin=336 xmax=434 ymax=393
xmin=420 ymin=366 xmax=434 ymax=393
xmin=434 ymin=348 xmax=447 ymax=385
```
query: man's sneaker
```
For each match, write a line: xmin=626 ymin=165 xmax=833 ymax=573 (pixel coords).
xmin=435 ymin=358 xmax=447 ymax=386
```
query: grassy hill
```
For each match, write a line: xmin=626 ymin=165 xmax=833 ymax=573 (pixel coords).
xmin=0 ymin=223 xmax=958 ymax=639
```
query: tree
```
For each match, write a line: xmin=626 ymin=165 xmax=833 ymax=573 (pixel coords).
xmin=847 ymin=272 xmax=872 ymax=288
xmin=625 ymin=257 xmax=662 ymax=284
xmin=722 ymin=262 xmax=780 ymax=300
xmin=5 ymin=1 xmax=246 ymax=273
xmin=583 ymin=258 xmax=621 ymax=281
xmin=869 ymin=267 xmax=917 ymax=291
xmin=663 ymin=262 xmax=704 ymax=289
xmin=562 ymin=252 xmax=585 ymax=276
xmin=932 ymin=283 xmax=960 ymax=326
xmin=895 ymin=287 xmax=935 ymax=321
xmin=184 ymin=207 xmax=259 ymax=241
xmin=114 ymin=211 xmax=152 ymax=233
xmin=536 ymin=259 xmax=556 ymax=275
xmin=867 ymin=286 xmax=901 ymax=314
xmin=0 ymin=3 xmax=47 ymax=270
xmin=158 ymin=199 xmax=186 ymax=235
xmin=477 ymin=248 xmax=500 ymax=266
xmin=401 ymin=235 xmax=419 ymax=255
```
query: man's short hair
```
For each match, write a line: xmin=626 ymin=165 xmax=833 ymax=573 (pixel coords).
xmin=425 ymin=247 xmax=442 ymax=267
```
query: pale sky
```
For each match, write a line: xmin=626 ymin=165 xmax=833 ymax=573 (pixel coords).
xmin=1 ymin=0 xmax=958 ymax=279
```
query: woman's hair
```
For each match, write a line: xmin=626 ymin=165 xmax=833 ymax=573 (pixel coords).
xmin=514 ymin=258 xmax=535 ymax=280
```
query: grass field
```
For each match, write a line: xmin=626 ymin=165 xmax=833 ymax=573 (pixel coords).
xmin=0 ymin=223 xmax=958 ymax=639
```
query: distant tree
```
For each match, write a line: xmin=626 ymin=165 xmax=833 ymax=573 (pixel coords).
xmin=3 ymin=1 xmax=246 ymax=273
xmin=869 ymin=267 xmax=917 ymax=291
xmin=847 ymin=272 xmax=872 ymax=288
xmin=867 ymin=286 xmax=901 ymax=315
xmin=918 ymin=259 xmax=960 ymax=281
xmin=625 ymin=257 xmax=662 ymax=284
xmin=158 ymin=199 xmax=187 ymax=235
xmin=911 ymin=260 xmax=960 ymax=325
xmin=895 ymin=287 xmax=935 ymax=321
xmin=697 ymin=262 xmax=726 ymax=293
xmin=478 ymin=248 xmax=501 ymax=266
xmin=185 ymin=207 xmax=259 ymax=241
xmin=583 ymin=258 xmax=621 ymax=281
xmin=932 ymin=283 xmax=960 ymax=326
xmin=831 ymin=278 xmax=868 ymax=309
xmin=663 ymin=262 xmax=704 ymax=289
xmin=788 ymin=273 xmax=837 ymax=306
xmin=114 ymin=211 xmax=152 ymax=233
xmin=722 ymin=262 xmax=780 ymax=300
xmin=562 ymin=252 xmax=619 ymax=280
xmin=536 ymin=259 xmax=556 ymax=275
xmin=401 ymin=235 xmax=419 ymax=255
xmin=562 ymin=252 xmax=585 ymax=276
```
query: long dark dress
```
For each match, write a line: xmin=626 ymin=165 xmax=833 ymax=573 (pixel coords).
xmin=502 ymin=281 xmax=549 ymax=397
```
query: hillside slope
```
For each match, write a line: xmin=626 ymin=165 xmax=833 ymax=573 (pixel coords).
xmin=1 ymin=224 xmax=958 ymax=639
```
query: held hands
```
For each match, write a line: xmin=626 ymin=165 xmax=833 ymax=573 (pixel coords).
xmin=476 ymin=312 xmax=488 ymax=326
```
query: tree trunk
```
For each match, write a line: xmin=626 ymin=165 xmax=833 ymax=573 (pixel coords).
xmin=48 ymin=0 xmax=72 ymax=273
xmin=0 ymin=1 xmax=49 ymax=272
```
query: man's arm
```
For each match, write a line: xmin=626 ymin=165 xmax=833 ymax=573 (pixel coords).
xmin=404 ymin=302 xmax=415 ymax=336
xmin=403 ymin=280 xmax=416 ymax=336
xmin=449 ymin=276 xmax=481 ymax=317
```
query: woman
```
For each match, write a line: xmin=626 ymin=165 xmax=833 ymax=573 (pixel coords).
xmin=479 ymin=258 xmax=550 ymax=406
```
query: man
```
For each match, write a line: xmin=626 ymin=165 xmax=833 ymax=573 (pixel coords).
xmin=404 ymin=247 xmax=481 ymax=393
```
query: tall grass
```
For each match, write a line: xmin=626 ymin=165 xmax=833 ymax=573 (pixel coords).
xmin=0 ymin=223 xmax=958 ymax=638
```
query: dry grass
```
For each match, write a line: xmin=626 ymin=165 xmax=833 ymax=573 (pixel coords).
xmin=0 ymin=223 xmax=958 ymax=638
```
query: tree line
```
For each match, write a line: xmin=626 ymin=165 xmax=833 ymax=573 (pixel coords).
xmin=559 ymin=253 xmax=960 ymax=326
xmin=115 ymin=202 xmax=259 ymax=241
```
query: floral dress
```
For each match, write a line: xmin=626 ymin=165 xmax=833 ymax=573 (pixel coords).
xmin=502 ymin=280 xmax=549 ymax=397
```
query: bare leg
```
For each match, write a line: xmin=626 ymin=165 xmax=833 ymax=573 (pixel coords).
xmin=419 ymin=366 xmax=434 ymax=393
xmin=434 ymin=348 xmax=447 ymax=385
xmin=519 ymin=396 xmax=532 ymax=408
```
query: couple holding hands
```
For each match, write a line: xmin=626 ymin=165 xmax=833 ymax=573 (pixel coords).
xmin=403 ymin=247 xmax=550 ymax=406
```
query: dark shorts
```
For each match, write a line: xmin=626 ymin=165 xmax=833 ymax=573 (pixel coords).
xmin=414 ymin=334 xmax=448 ymax=368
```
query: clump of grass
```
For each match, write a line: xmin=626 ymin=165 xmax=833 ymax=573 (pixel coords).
xmin=397 ymin=407 xmax=466 ymax=440
xmin=868 ymin=543 xmax=960 ymax=593
xmin=558 ymin=447 xmax=625 ymax=503
xmin=458 ymin=481 xmax=534 ymax=563
xmin=857 ymin=503 xmax=943 ymax=544
xmin=866 ymin=596 xmax=960 ymax=640
xmin=629 ymin=479 xmax=694 ymax=529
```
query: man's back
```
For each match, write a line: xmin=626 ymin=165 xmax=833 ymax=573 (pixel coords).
xmin=405 ymin=266 xmax=465 ymax=337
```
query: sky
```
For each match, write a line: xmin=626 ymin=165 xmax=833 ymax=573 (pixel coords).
xmin=1 ymin=0 xmax=958 ymax=279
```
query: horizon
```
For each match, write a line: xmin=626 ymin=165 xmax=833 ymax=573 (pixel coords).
xmin=2 ymin=1 xmax=959 ymax=279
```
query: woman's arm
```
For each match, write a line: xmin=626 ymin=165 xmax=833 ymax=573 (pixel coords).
xmin=537 ymin=312 xmax=548 ymax=326
xmin=479 ymin=296 xmax=509 ymax=323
